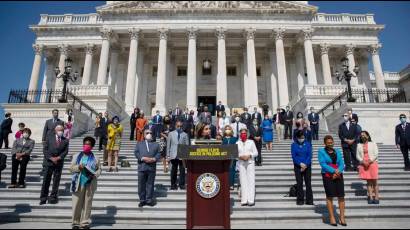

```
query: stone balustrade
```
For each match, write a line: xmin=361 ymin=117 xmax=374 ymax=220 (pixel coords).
xmin=312 ymin=13 xmax=375 ymax=25
xmin=39 ymin=14 xmax=102 ymax=25
xmin=68 ymin=84 xmax=124 ymax=107
xmin=369 ymin=71 xmax=400 ymax=82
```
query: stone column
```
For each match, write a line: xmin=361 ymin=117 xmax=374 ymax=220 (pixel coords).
xmin=274 ymin=28 xmax=289 ymax=107
xmin=295 ymin=46 xmax=305 ymax=91
xmin=186 ymin=27 xmax=198 ymax=111
xmin=55 ymin=44 xmax=70 ymax=89
xmin=97 ymin=28 xmax=112 ymax=85
xmin=242 ymin=45 xmax=248 ymax=107
xmin=134 ymin=47 xmax=145 ymax=108
xmin=125 ymin=28 xmax=140 ymax=114
xmin=320 ymin=43 xmax=332 ymax=85
xmin=82 ymin=44 xmax=95 ymax=86
xmin=28 ymin=44 xmax=44 ymax=91
xmin=303 ymin=29 xmax=317 ymax=85
xmin=216 ymin=28 xmax=228 ymax=109
xmin=108 ymin=48 xmax=119 ymax=90
xmin=152 ymin=29 xmax=168 ymax=115
xmin=345 ymin=44 xmax=359 ymax=86
xmin=245 ymin=28 xmax=259 ymax=109
xmin=369 ymin=44 xmax=386 ymax=89
xmin=269 ymin=49 xmax=279 ymax=112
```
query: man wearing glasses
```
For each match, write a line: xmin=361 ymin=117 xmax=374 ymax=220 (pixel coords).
xmin=338 ymin=113 xmax=361 ymax=171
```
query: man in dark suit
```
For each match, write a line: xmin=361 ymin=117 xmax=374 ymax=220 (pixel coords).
xmin=308 ymin=107 xmax=320 ymax=140
xmin=174 ymin=104 xmax=183 ymax=117
xmin=347 ymin=107 xmax=359 ymax=123
xmin=249 ymin=119 xmax=263 ymax=166
xmin=197 ymin=102 xmax=205 ymax=115
xmin=134 ymin=129 xmax=161 ymax=207
xmin=284 ymin=106 xmax=294 ymax=140
xmin=181 ymin=109 xmax=194 ymax=140
xmin=152 ymin=110 xmax=163 ymax=140
xmin=41 ymin=109 xmax=64 ymax=175
xmin=0 ymin=112 xmax=13 ymax=149
xmin=199 ymin=107 xmax=212 ymax=124
xmin=252 ymin=107 xmax=262 ymax=127
xmin=130 ymin=108 xmax=140 ymax=141
xmin=215 ymin=101 xmax=225 ymax=118
xmin=99 ymin=112 xmax=110 ymax=165
xmin=40 ymin=125 xmax=69 ymax=205
xmin=395 ymin=114 xmax=410 ymax=171
xmin=241 ymin=107 xmax=252 ymax=129
xmin=338 ymin=113 xmax=361 ymax=171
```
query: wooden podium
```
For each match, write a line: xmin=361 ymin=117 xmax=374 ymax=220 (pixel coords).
xmin=178 ymin=141 xmax=238 ymax=229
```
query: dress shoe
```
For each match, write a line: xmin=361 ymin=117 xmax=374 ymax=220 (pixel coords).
xmin=179 ymin=185 xmax=186 ymax=190
xmin=248 ymin=203 xmax=255 ymax=207
xmin=103 ymin=162 xmax=108 ymax=166
xmin=72 ymin=226 xmax=80 ymax=229
xmin=39 ymin=200 xmax=47 ymax=205
xmin=170 ymin=186 xmax=178 ymax=190
xmin=146 ymin=202 xmax=155 ymax=207
xmin=330 ymin=223 xmax=338 ymax=227
xmin=241 ymin=203 xmax=248 ymax=206
xmin=404 ymin=167 xmax=410 ymax=171
xmin=339 ymin=221 xmax=347 ymax=227
xmin=373 ymin=199 xmax=380 ymax=205
xmin=305 ymin=202 xmax=314 ymax=206
xmin=81 ymin=225 xmax=90 ymax=229
xmin=296 ymin=201 xmax=304 ymax=206
xmin=48 ymin=199 xmax=58 ymax=204
xmin=17 ymin=184 xmax=26 ymax=188
xmin=8 ymin=184 xmax=17 ymax=189
xmin=138 ymin=202 xmax=146 ymax=207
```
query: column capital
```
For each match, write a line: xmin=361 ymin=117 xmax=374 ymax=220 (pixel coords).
xmin=368 ymin=43 xmax=382 ymax=55
xmin=302 ymin=28 xmax=314 ymax=40
xmin=345 ymin=43 xmax=356 ymax=55
xmin=32 ymin=44 xmax=44 ymax=55
xmin=128 ymin=28 xmax=141 ymax=40
xmin=85 ymin=43 xmax=95 ymax=55
xmin=320 ymin=43 xmax=330 ymax=55
xmin=100 ymin=27 xmax=113 ymax=40
xmin=58 ymin=44 xmax=70 ymax=55
xmin=187 ymin=27 xmax=198 ymax=40
xmin=158 ymin=28 xmax=169 ymax=40
xmin=273 ymin=28 xmax=286 ymax=41
xmin=244 ymin=28 xmax=256 ymax=40
xmin=215 ymin=27 xmax=227 ymax=40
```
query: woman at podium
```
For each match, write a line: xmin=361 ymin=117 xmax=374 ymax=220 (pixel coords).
xmin=237 ymin=128 xmax=259 ymax=206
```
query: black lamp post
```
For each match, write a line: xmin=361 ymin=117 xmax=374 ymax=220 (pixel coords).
xmin=333 ymin=57 xmax=359 ymax=102
xmin=54 ymin=58 xmax=79 ymax=103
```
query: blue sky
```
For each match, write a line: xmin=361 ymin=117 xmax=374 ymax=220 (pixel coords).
xmin=0 ymin=1 xmax=409 ymax=118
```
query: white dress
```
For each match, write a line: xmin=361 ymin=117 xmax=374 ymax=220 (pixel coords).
xmin=236 ymin=139 xmax=259 ymax=205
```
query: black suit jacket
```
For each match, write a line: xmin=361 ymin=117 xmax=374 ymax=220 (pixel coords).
xmin=338 ymin=122 xmax=360 ymax=148
xmin=181 ymin=114 xmax=194 ymax=133
xmin=249 ymin=125 xmax=263 ymax=144
xmin=395 ymin=122 xmax=410 ymax=147
xmin=130 ymin=113 xmax=140 ymax=126
xmin=273 ymin=113 xmax=286 ymax=125
xmin=252 ymin=112 xmax=262 ymax=126
xmin=308 ymin=113 xmax=320 ymax=125
xmin=216 ymin=105 xmax=225 ymax=113
xmin=241 ymin=113 xmax=252 ymax=128
xmin=1 ymin=118 xmax=13 ymax=135
xmin=284 ymin=111 xmax=294 ymax=124
xmin=42 ymin=118 xmax=65 ymax=142
xmin=43 ymin=135 xmax=69 ymax=167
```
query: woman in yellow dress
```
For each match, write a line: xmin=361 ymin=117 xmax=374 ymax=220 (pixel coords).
xmin=107 ymin=116 xmax=123 ymax=172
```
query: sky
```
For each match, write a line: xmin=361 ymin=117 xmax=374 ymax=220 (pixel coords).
xmin=0 ymin=1 xmax=409 ymax=118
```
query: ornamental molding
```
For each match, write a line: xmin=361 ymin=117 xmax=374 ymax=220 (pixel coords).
xmin=319 ymin=43 xmax=330 ymax=55
xmin=368 ymin=43 xmax=382 ymax=55
xmin=158 ymin=28 xmax=169 ymax=40
xmin=187 ymin=27 xmax=198 ymax=40
xmin=273 ymin=28 xmax=286 ymax=41
xmin=345 ymin=43 xmax=356 ymax=55
xmin=85 ymin=43 xmax=95 ymax=55
xmin=302 ymin=28 xmax=314 ymax=40
xmin=32 ymin=44 xmax=44 ymax=55
xmin=215 ymin=27 xmax=227 ymax=40
xmin=58 ymin=44 xmax=70 ymax=55
xmin=244 ymin=28 xmax=256 ymax=40
xmin=100 ymin=27 xmax=113 ymax=40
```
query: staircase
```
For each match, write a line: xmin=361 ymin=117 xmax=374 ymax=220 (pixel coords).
xmin=1 ymin=123 xmax=410 ymax=228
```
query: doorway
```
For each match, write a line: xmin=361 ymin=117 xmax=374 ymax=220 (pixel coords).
xmin=197 ymin=96 xmax=217 ymax=116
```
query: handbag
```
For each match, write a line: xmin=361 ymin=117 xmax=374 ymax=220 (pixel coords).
xmin=324 ymin=164 xmax=338 ymax=179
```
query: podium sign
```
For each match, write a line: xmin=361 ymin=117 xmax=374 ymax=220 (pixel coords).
xmin=178 ymin=144 xmax=238 ymax=229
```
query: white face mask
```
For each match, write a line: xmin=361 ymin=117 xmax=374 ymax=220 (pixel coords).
xmin=23 ymin=133 xmax=29 ymax=139
xmin=235 ymin=117 xmax=240 ymax=122
xmin=145 ymin=134 xmax=152 ymax=141
xmin=57 ymin=131 xmax=64 ymax=137
xmin=298 ymin=138 xmax=305 ymax=143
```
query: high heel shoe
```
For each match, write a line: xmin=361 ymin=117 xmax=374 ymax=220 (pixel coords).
xmin=339 ymin=221 xmax=347 ymax=227
xmin=330 ymin=222 xmax=337 ymax=227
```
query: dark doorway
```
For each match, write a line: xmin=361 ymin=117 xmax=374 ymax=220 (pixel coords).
xmin=198 ymin=96 xmax=217 ymax=116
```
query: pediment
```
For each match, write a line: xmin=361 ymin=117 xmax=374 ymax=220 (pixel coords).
xmin=97 ymin=1 xmax=318 ymax=15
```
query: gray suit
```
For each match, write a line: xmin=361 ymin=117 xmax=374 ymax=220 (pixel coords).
xmin=42 ymin=118 xmax=65 ymax=142
xmin=11 ymin=138 xmax=35 ymax=185
xmin=166 ymin=130 xmax=189 ymax=188
xmin=134 ymin=140 xmax=161 ymax=203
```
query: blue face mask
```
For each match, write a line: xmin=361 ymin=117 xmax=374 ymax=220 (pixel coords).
xmin=401 ymin=118 xmax=407 ymax=124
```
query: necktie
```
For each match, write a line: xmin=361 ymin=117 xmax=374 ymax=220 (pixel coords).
xmin=177 ymin=131 xmax=181 ymax=141
xmin=57 ymin=137 xmax=61 ymax=146
xmin=146 ymin=141 xmax=150 ymax=152
xmin=236 ymin=123 xmax=239 ymax=137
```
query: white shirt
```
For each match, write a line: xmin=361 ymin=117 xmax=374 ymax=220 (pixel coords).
xmin=236 ymin=139 xmax=258 ymax=163
xmin=218 ymin=117 xmax=231 ymax=132
xmin=230 ymin=122 xmax=247 ymax=138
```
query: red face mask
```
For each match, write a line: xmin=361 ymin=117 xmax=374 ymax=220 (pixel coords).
xmin=83 ymin=145 xmax=93 ymax=154
xmin=240 ymin=133 xmax=247 ymax=142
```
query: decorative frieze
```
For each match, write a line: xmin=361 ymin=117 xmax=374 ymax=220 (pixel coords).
xmin=187 ymin=27 xmax=198 ymax=40
xmin=158 ymin=28 xmax=169 ymax=40
xmin=368 ymin=43 xmax=382 ymax=55
xmin=215 ymin=27 xmax=227 ymax=40
xmin=128 ymin=28 xmax=140 ymax=40
xmin=273 ymin=28 xmax=286 ymax=41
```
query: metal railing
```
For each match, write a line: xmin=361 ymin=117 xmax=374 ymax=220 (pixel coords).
xmin=317 ymin=88 xmax=407 ymax=117
xmin=8 ymin=89 xmax=99 ymax=119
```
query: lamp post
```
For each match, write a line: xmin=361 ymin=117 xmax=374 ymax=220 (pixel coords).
xmin=333 ymin=57 xmax=359 ymax=102
xmin=54 ymin=58 xmax=79 ymax=103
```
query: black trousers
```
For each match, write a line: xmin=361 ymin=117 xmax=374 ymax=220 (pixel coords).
xmin=342 ymin=144 xmax=358 ymax=170
xmin=311 ymin=124 xmax=319 ymax=140
xmin=138 ymin=170 xmax=156 ymax=203
xmin=170 ymin=159 xmax=185 ymax=187
xmin=400 ymin=144 xmax=410 ymax=168
xmin=255 ymin=140 xmax=263 ymax=165
xmin=284 ymin=122 xmax=293 ymax=139
xmin=40 ymin=163 xmax=63 ymax=202
xmin=130 ymin=124 xmax=136 ymax=140
xmin=294 ymin=165 xmax=313 ymax=203
xmin=153 ymin=125 xmax=162 ymax=140
xmin=11 ymin=154 xmax=30 ymax=185
xmin=98 ymin=135 xmax=107 ymax=152
xmin=0 ymin=132 xmax=10 ymax=149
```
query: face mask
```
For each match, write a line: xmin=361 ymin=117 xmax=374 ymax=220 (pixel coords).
xmin=235 ymin=117 xmax=240 ymax=122
xmin=225 ymin=130 xmax=232 ymax=135
xmin=145 ymin=134 xmax=152 ymax=141
xmin=23 ymin=133 xmax=29 ymax=139
xmin=240 ymin=133 xmax=247 ymax=142
xmin=401 ymin=118 xmax=407 ymax=124
xmin=325 ymin=144 xmax=334 ymax=150
xmin=253 ymin=122 xmax=258 ymax=126
xmin=297 ymin=138 xmax=305 ymax=143
xmin=53 ymin=115 xmax=58 ymax=119
xmin=360 ymin=137 xmax=368 ymax=143
xmin=57 ymin=131 xmax=64 ymax=137
xmin=83 ymin=145 xmax=92 ymax=153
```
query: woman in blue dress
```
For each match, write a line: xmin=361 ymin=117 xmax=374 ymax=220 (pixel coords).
xmin=261 ymin=115 xmax=274 ymax=150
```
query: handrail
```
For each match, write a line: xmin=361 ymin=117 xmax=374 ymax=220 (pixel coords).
xmin=317 ymin=89 xmax=348 ymax=115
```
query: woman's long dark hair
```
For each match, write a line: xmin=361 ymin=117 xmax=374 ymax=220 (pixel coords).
xmin=360 ymin=131 xmax=372 ymax=143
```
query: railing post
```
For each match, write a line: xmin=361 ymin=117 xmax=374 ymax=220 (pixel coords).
xmin=362 ymin=89 xmax=366 ymax=103
xmin=386 ymin=89 xmax=390 ymax=102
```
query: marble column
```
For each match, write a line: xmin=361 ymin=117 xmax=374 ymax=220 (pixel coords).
xmin=108 ymin=48 xmax=119 ymax=90
xmin=216 ymin=28 xmax=228 ymax=109
xmin=97 ymin=28 xmax=112 ymax=85
xmin=82 ymin=44 xmax=95 ymax=86
xmin=125 ymin=28 xmax=140 ymax=114
xmin=345 ymin=44 xmax=359 ymax=86
xmin=269 ymin=49 xmax=279 ymax=112
xmin=28 ymin=44 xmax=44 ymax=91
xmin=55 ymin=44 xmax=70 ymax=89
xmin=186 ymin=27 xmax=198 ymax=110
xmin=303 ymin=29 xmax=317 ymax=85
xmin=369 ymin=44 xmax=386 ymax=89
xmin=134 ymin=47 xmax=145 ymax=108
xmin=153 ymin=29 xmax=168 ymax=115
xmin=320 ymin=43 xmax=333 ymax=86
xmin=295 ymin=46 xmax=305 ymax=91
xmin=245 ymin=28 xmax=259 ymax=109
xmin=274 ymin=28 xmax=289 ymax=107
